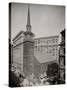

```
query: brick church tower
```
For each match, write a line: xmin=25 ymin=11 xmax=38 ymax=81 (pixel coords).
xmin=23 ymin=5 xmax=34 ymax=77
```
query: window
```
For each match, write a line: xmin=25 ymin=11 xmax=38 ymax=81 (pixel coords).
xmin=56 ymin=47 xmax=57 ymax=51
xmin=63 ymin=48 xmax=65 ymax=54
xmin=53 ymin=48 xmax=55 ymax=51
xmin=60 ymin=48 xmax=63 ymax=55
xmin=45 ymin=47 xmax=47 ymax=52
xmin=38 ymin=39 xmax=40 ymax=44
xmin=64 ymin=57 xmax=65 ymax=65
xmin=62 ymin=36 xmax=64 ymax=41
xmin=47 ymin=47 xmax=48 ymax=53
xmin=60 ymin=59 xmax=63 ymax=66
xmin=38 ymin=46 xmax=40 ymax=51
xmin=52 ymin=38 xmax=55 ymax=43
xmin=34 ymin=46 xmax=37 ymax=51
xmin=47 ymin=41 xmax=48 ymax=44
xmin=53 ymin=53 xmax=55 ymax=56
xmin=41 ymin=46 xmax=42 ymax=52
xmin=35 ymin=40 xmax=37 ymax=45
xmin=49 ymin=50 xmax=52 ymax=53
xmin=48 ymin=40 xmax=50 ymax=43
xmin=56 ymin=38 xmax=58 ymax=43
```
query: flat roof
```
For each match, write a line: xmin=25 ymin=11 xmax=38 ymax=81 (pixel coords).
xmin=34 ymin=35 xmax=59 ymax=40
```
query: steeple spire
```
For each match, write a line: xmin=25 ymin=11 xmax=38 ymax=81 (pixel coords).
xmin=27 ymin=5 xmax=31 ymax=26
xmin=26 ymin=5 xmax=31 ymax=32
xmin=24 ymin=4 xmax=34 ymax=37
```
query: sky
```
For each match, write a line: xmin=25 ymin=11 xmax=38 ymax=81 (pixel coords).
xmin=11 ymin=3 xmax=65 ymax=40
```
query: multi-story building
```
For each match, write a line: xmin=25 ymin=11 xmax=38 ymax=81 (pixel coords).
xmin=12 ymin=6 xmax=59 ymax=78
xmin=12 ymin=31 xmax=24 ymax=73
xmin=34 ymin=36 xmax=59 ymax=74
xmin=59 ymin=29 xmax=65 ymax=82
xmin=34 ymin=36 xmax=59 ymax=62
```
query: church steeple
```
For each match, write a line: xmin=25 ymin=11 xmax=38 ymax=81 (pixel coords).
xmin=24 ymin=4 xmax=34 ymax=38
xmin=26 ymin=5 xmax=31 ymax=32
xmin=23 ymin=4 xmax=35 ymax=76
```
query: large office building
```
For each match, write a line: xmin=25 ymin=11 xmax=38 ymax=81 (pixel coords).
xmin=12 ymin=31 xmax=24 ymax=73
xmin=12 ymin=6 xmax=59 ymax=78
xmin=34 ymin=36 xmax=59 ymax=74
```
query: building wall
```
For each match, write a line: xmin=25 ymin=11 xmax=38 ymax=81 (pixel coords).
xmin=11 ymin=45 xmax=13 ymax=65
xmin=34 ymin=36 xmax=59 ymax=63
xmin=59 ymin=30 xmax=65 ymax=81
xmin=40 ymin=60 xmax=57 ymax=74
xmin=12 ymin=31 xmax=24 ymax=73
xmin=23 ymin=41 xmax=34 ymax=76
xmin=33 ymin=56 xmax=40 ymax=78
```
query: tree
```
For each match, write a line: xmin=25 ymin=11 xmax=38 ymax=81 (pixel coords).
xmin=47 ymin=63 xmax=60 ymax=84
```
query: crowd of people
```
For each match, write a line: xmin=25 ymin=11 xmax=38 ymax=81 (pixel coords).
xmin=11 ymin=65 xmax=50 ymax=87
xmin=19 ymin=72 xmax=50 ymax=86
xmin=10 ymin=63 xmax=65 ymax=87
xmin=11 ymin=67 xmax=51 ymax=87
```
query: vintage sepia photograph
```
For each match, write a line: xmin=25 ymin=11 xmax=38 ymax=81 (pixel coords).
xmin=9 ymin=2 xmax=65 ymax=87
